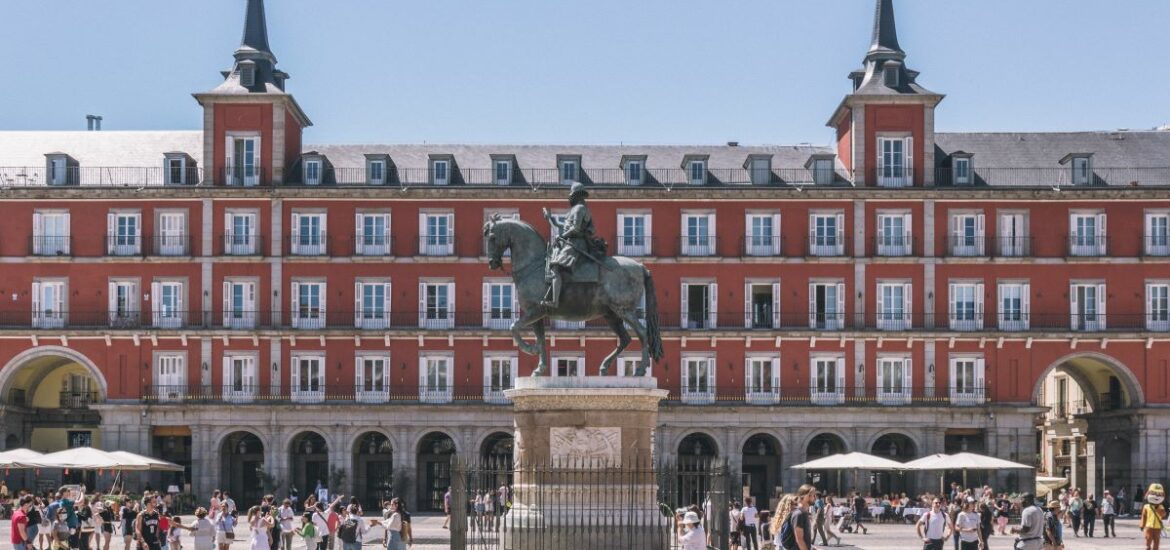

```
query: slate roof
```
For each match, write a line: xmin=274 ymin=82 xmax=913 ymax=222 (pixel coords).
xmin=935 ymin=131 xmax=1170 ymax=168
xmin=0 ymin=131 xmax=203 ymax=167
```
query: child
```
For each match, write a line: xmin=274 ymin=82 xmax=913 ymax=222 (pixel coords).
xmin=168 ymin=514 xmax=187 ymax=550
xmin=298 ymin=513 xmax=319 ymax=550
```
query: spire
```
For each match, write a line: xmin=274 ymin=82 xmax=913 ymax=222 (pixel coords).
xmin=239 ymin=0 xmax=272 ymax=58
xmin=867 ymin=0 xmax=903 ymax=60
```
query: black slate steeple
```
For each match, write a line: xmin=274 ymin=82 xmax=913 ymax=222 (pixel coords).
xmin=214 ymin=0 xmax=289 ymax=93
xmin=847 ymin=0 xmax=934 ymax=96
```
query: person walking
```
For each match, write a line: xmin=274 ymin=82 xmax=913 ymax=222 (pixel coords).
xmin=296 ymin=514 xmax=318 ymax=550
xmin=212 ymin=506 xmax=235 ymax=550
xmin=741 ymin=496 xmax=760 ymax=550
xmin=381 ymin=498 xmax=406 ymax=550
xmin=186 ymin=508 xmax=215 ymax=550
xmin=51 ymin=505 xmax=72 ymax=550
xmin=135 ymin=499 xmax=163 ymax=550
xmin=308 ymin=504 xmax=328 ymax=550
xmin=121 ymin=500 xmax=140 ymax=550
xmin=790 ymin=485 xmax=817 ymax=550
xmin=247 ymin=506 xmax=274 ymax=550
xmin=25 ymin=495 xmax=42 ymax=550
xmin=995 ymin=494 xmax=1012 ymax=535
xmin=916 ymin=498 xmax=954 ymax=550
xmin=441 ymin=488 xmax=451 ymax=530
xmin=728 ymin=501 xmax=742 ymax=550
xmin=1010 ymin=493 xmax=1045 ymax=550
xmin=956 ymin=499 xmax=982 ymax=550
xmin=278 ymin=499 xmax=296 ymax=550
xmin=1101 ymin=490 xmax=1117 ymax=537
xmin=1042 ymin=501 xmax=1063 ymax=550
xmin=13 ymin=495 xmax=32 ymax=550
xmin=1067 ymin=490 xmax=1082 ymax=537
xmin=333 ymin=505 xmax=365 ymax=550
xmin=1083 ymin=493 xmax=1097 ymax=537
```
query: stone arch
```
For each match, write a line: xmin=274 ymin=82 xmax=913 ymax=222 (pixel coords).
xmin=217 ymin=430 xmax=267 ymax=507
xmin=0 ymin=346 xmax=108 ymax=399
xmin=740 ymin=429 xmax=788 ymax=455
xmin=347 ymin=427 xmax=396 ymax=455
xmin=351 ymin=430 xmax=395 ymax=510
xmin=416 ymin=431 xmax=459 ymax=511
xmin=415 ymin=429 xmax=462 ymax=456
xmin=801 ymin=430 xmax=852 ymax=457
xmin=1031 ymin=352 xmax=1144 ymax=408
xmin=212 ymin=426 xmax=272 ymax=455
xmin=478 ymin=431 xmax=514 ymax=461
xmin=864 ymin=429 xmax=923 ymax=457
xmin=672 ymin=429 xmax=722 ymax=458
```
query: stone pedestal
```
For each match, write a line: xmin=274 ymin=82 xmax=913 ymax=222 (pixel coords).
xmin=502 ymin=376 xmax=669 ymax=549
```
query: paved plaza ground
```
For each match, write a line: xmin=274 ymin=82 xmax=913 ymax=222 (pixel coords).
xmin=0 ymin=513 xmax=1149 ymax=549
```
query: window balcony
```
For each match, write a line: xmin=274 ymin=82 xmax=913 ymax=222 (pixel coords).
xmin=291 ymin=386 xmax=326 ymax=404
xmin=679 ymin=236 xmax=717 ymax=257
xmin=150 ymin=235 xmax=190 ymax=257
xmin=152 ymin=385 xmax=188 ymax=403
xmin=616 ymin=235 xmax=654 ymax=257
xmin=29 ymin=236 xmax=72 ymax=256
xmin=948 ymin=314 xmax=984 ymax=331
xmin=680 ymin=388 xmax=716 ymax=405
xmin=355 ymin=385 xmax=391 ymax=404
xmin=745 ymin=387 xmax=780 ymax=405
xmin=807 ymin=236 xmax=845 ymax=257
xmin=1144 ymin=235 xmax=1170 ymax=257
xmin=877 ymin=168 xmax=914 ymax=188
xmin=106 ymin=236 xmax=143 ymax=257
xmin=809 ymin=388 xmax=845 ymax=406
xmin=876 ymin=388 xmax=912 ymax=406
xmin=875 ymin=312 xmax=911 ymax=331
xmin=742 ymin=235 xmax=783 ymax=257
xmin=288 ymin=234 xmax=329 ymax=256
xmin=1067 ymin=235 xmax=1108 ymax=257
xmin=352 ymin=234 xmax=394 ymax=256
xmin=417 ymin=235 xmax=456 ymax=256
xmin=873 ymin=235 xmax=913 ymax=257
xmin=483 ymin=387 xmax=513 ymax=404
xmin=221 ymin=166 xmax=267 ymax=187
xmin=949 ymin=387 xmax=988 ymax=406
xmin=946 ymin=236 xmax=986 ymax=257
xmin=59 ymin=390 xmax=99 ymax=409
xmin=995 ymin=236 xmax=1032 ymax=257
xmin=221 ymin=234 xmax=264 ymax=256
xmin=419 ymin=385 xmax=454 ymax=404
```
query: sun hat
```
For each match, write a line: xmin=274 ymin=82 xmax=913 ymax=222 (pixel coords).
xmin=1047 ymin=501 xmax=1060 ymax=510
xmin=683 ymin=511 xmax=701 ymax=525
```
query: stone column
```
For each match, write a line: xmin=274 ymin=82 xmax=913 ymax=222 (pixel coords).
xmin=1084 ymin=440 xmax=1098 ymax=497
xmin=1069 ymin=438 xmax=1080 ymax=491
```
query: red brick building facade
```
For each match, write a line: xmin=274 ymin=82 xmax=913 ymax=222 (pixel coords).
xmin=0 ymin=0 xmax=1167 ymax=509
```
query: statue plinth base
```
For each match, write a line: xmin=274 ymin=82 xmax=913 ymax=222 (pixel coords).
xmin=501 ymin=376 xmax=670 ymax=549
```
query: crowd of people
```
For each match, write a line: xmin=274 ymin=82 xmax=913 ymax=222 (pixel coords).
xmin=6 ymin=485 xmax=415 ymax=550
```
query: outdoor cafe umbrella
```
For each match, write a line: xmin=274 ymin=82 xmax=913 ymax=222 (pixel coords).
xmin=790 ymin=452 xmax=906 ymax=492
xmin=0 ymin=448 xmax=45 ymax=469
xmin=1036 ymin=476 xmax=1068 ymax=498
xmin=904 ymin=452 xmax=1034 ymax=491
xmin=28 ymin=447 xmax=153 ymax=472
xmin=108 ymin=451 xmax=184 ymax=472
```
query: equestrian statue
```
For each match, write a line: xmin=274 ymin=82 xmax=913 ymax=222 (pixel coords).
xmin=483 ymin=182 xmax=664 ymax=376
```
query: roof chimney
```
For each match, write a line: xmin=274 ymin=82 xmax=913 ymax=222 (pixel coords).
xmin=86 ymin=115 xmax=103 ymax=131
xmin=727 ymin=141 xmax=739 ymax=147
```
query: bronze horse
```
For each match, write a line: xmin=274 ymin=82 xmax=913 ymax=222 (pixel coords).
xmin=483 ymin=215 xmax=664 ymax=376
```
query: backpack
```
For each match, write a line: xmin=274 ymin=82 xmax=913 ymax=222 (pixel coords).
xmin=336 ymin=518 xmax=358 ymax=543
xmin=779 ymin=512 xmax=798 ymax=550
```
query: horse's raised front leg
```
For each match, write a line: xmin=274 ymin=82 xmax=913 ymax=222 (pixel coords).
xmin=532 ymin=320 xmax=549 ymax=376
xmin=510 ymin=310 xmax=545 ymax=357
xmin=617 ymin=309 xmax=652 ymax=376
xmin=599 ymin=311 xmax=631 ymax=376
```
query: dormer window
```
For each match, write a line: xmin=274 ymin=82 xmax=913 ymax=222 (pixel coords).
xmin=491 ymin=157 xmax=513 ymax=186
xmin=558 ymin=157 xmax=580 ymax=185
xmin=304 ymin=160 xmax=322 ymax=185
xmin=688 ymin=160 xmax=707 ymax=185
xmin=163 ymin=153 xmax=195 ymax=185
xmin=45 ymin=154 xmax=75 ymax=186
xmin=746 ymin=156 xmax=772 ymax=185
xmin=952 ymin=155 xmax=973 ymax=186
xmin=884 ymin=66 xmax=899 ymax=87
xmin=239 ymin=61 xmax=256 ymax=88
xmin=1059 ymin=154 xmax=1094 ymax=186
xmin=431 ymin=159 xmax=450 ymax=186
xmin=369 ymin=160 xmax=385 ymax=185
xmin=622 ymin=156 xmax=646 ymax=186
xmin=805 ymin=154 xmax=836 ymax=186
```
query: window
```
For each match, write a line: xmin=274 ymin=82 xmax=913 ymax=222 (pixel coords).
xmin=239 ymin=63 xmax=255 ymax=87
xmin=1146 ymin=212 xmax=1170 ymax=256
xmin=1070 ymin=282 xmax=1106 ymax=331
xmin=152 ymin=280 xmax=185 ymax=329
xmin=304 ymin=160 xmax=322 ymax=185
xmin=1147 ymin=282 xmax=1170 ymax=331
xmin=808 ymin=212 xmax=845 ymax=256
xmin=419 ymin=354 xmax=453 ymax=403
xmin=998 ymin=212 xmax=1029 ymax=257
xmin=876 ymin=281 xmax=912 ymax=330
xmin=681 ymin=281 xmax=717 ymax=329
xmin=419 ymin=280 xmax=455 ymax=329
xmin=419 ymin=212 xmax=454 ymax=256
xmin=154 ymin=353 xmax=186 ymax=402
xmin=32 ymin=211 xmax=70 ymax=255
xmin=681 ymin=212 xmax=715 ymax=256
xmin=32 ymin=280 xmax=66 ymax=329
xmin=107 ymin=212 xmax=141 ymax=256
xmin=877 ymin=136 xmax=913 ymax=187
xmin=745 ymin=213 xmax=781 ymax=256
xmin=291 ymin=354 xmax=326 ymax=403
xmin=291 ymin=212 xmax=327 ymax=255
xmin=1069 ymin=212 xmax=1106 ymax=256
xmin=495 ymin=160 xmax=512 ymax=186
xmin=483 ymin=280 xmax=516 ymax=329
xmin=688 ymin=160 xmax=707 ymax=185
xmin=354 ymin=280 xmax=391 ymax=330
xmin=745 ymin=355 xmax=779 ymax=404
xmin=810 ymin=355 xmax=845 ymax=405
xmin=224 ymin=211 xmax=259 ymax=255
xmin=484 ymin=355 xmax=517 ymax=403
xmin=681 ymin=355 xmax=715 ymax=404
xmin=997 ymin=282 xmax=1030 ymax=331
xmin=431 ymin=160 xmax=450 ymax=185
xmin=226 ymin=135 xmax=259 ymax=186
xmin=744 ymin=281 xmax=780 ymax=329
xmin=948 ymin=282 xmax=984 ymax=331
xmin=222 ymin=279 xmax=257 ymax=329
xmin=953 ymin=157 xmax=971 ymax=185
xmin=617 ymin=212 xmax=651 ymax=256
xmin=876 ymin=212 xmax=912 ymax=256
xmin=108 ymin=279 xmax=140 ymax=327
xmin=813 ymin=158 xmax=835 ymax=185
xmin=48 ymin=156 xmax=68 ymax=185
xmin=155 ymin=212 xmax=187 ymax=256
xmin=355 ymin=212 xmax=391 ymax=256
xmin=368 ymin=160 xmax=386 ymax=185
xmin=808 ymin=282 xmax=845 ymax=330
xmin=1071 ymin=156 xmax=1091 ymax=185
xmin=950 ymin=356 xmax=985 ymax=405
xmin=877 ymin=356 xmax=912 ymax=405
xmin=165 ymin=157 xmax=187 ymax=185
xmin=290 ymin=281 xmax=326 ymax=329
xmin=749 ymin=158 xmax=771 ymax=185
xmin=625 ymin=160 xmax=643 ymax=186
xmin=948 ymin=212 xmax=985 ymax=256
xmin=222 ymin=354 xmax=257 ymax=402
xmin=617 ymin=355 xmax=650 ymax=377
xmin=559 ymin=159 xmax=579 ymax=185
xmin=554 ymin=356 xmax=583 ymax=379
xmin=355 ymin=354 xmax=390 ymax=403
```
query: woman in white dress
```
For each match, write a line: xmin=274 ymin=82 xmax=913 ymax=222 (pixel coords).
xmin=248 ymin=505 xmax=274 ymax=550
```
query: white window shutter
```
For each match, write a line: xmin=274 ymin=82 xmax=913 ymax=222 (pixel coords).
xmin=708 ymin=214 xmax=717 ymax=248
xmin=903 ymin=213 xmax=912 ymax=243
xmin=289 ymin=282 xmax=300 ymax=328
xmin=996 ymin=283 xmax=1006 ymax=327
xmin=61 ymin=214 xmax=70 ymax=254
xmin=743 ymin=357 xmax=753 ymax=393
xmin=772 ymin=356 xmax=781 ymax=391
xmin=708 ymin=282 xmax=718 ymax=329
xmin=807 ymin=214 xmax=815 ymax=250
xmin=948 ymin=283 xmax=957 ymax=326
xmin=291 ymin=213 xmax=301 ymax=246
xmin=772 ymin=282 xmax=781 ymax=328
xmin=106 ymin=212 xmax=116 ymax=254
xmin=904 ymin=357 xmax=912 ymax=394
xmin=1021 ymin=283 xmax=1031 ymax=329
xmin=355 ymin=356 xmax=364 ymax=389
xmin=447 ymin=282 xmax=456 ymax=321
xmin=354 ymin=281 xmax=362 ymax=327
xmin=975 ymin=282 xmax=985 ymax=329
xmin=835 ymin=283 xmax=846 ymax=326
xmin=1147 ymin=283 xmax=1154 ymax=329
xmin=221 ymin=281 xmax=232 ymax=326
xmin=680 ymin=282 xmax=689 ymax=328
xmin=290 ymin=358 xmax=300 ymax=393
xmin=1097 ymin=283 xmax=1107 ymax=330
xmin=903 ymin=283 xmax=913 ymax=325
xmin=482 ymin=281 xmax=491 ymax=327
xmin=1097 ymin=213 xmax=1107 ymax=253
xmin=808 ymin=283 xmax=817 ymax=328
xmin=224 ymin=212 xmax=233 ymax=247
xmin=107 ymin=281 xmax=117 ymax=324
xmin=743 ymin=282 xmax=752 ymax=329
xmin=876 ymin=139 xmax=886 ymax=175
xmin=836 ymin=357 xmax=846 ymax=394
xmin=772 ymin=213 xmax=782 ymax=246
xmin=151 ymin=281 xmax=162 ymax=322
xmin=1069 ymin=283 xmax=1079 ymax=329
xmin=975 ymin=358 xmax=986 ymax=395
xmin=418 ymin=282 xmax=426 ymax=327
xmin=383 ymin=214 xmax=393 ymax=253
xmin=835 ymin=213 xmax=845 ymax=251
xmin=319 ymin=283 xmax=326 ymax=323
xmin=32 ymin=212 xmax=43 ymax=254
xmin=644 ymin=213 xmax=653 ymax=254
xmin=905 ymin=136 xmax=914 ymax=182
xmin=975 ymin=214 xmax=986 ymax=255
xmin=418 ymin=213 xmax=427 ymax=252
xmin=384 ymin=283 xmax=393 ymax=323
xmin=355 ymin=213 xmax=365 ymax=255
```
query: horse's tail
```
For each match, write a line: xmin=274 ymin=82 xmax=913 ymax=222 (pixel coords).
xmin=642 ymin=267 xmax=665 ymax=362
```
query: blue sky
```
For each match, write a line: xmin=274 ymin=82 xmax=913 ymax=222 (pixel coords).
xmin=2 ymin=0 xmax=1168 ymax=146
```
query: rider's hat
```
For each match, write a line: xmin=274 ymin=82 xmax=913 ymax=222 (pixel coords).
xmin=569 ymin=182 xmax=589 ymax=199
